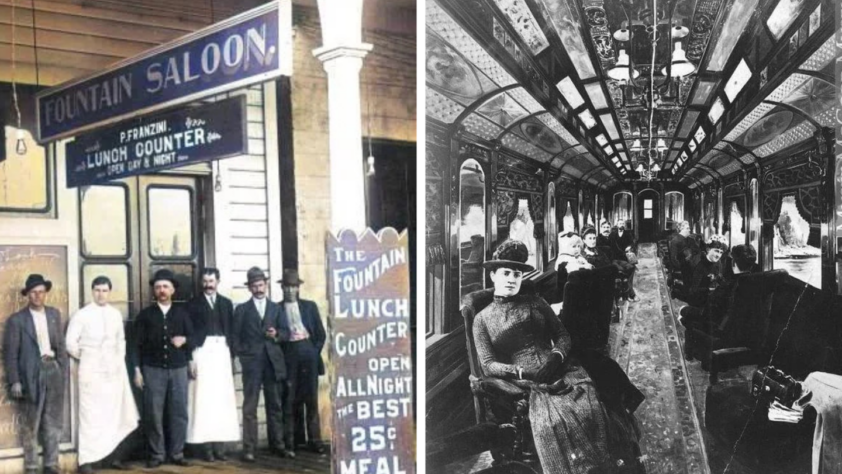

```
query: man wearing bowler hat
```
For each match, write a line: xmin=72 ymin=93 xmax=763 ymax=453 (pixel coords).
xmin=231 ymin=267 xmax=292 ymax=461
xmin=3 ymin=274 xmax=67 ymax=474
xmin=277 ymin=269 xmax=326 ymax=454
xmin=132 ymin=269 xmax=194 ymax=468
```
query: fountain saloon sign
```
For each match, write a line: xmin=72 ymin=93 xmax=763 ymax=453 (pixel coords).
xmin=35 ymin=0 xmax=292 ymax=143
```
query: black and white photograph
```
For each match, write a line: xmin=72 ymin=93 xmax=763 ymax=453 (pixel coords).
xmin=425 ymin=0 xmax=841 ymax=473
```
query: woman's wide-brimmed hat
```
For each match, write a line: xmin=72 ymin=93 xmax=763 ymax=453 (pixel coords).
xmin=21 ymin=274 xmax=52 ymax=296
xmin=483 ymin=240 xmax=534 ymax=272
xmin=149 ymin=269 xmax=179 ymax=288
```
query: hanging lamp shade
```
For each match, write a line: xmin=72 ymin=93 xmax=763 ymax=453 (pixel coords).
xmin=631 ymin=139 xmax=642 ymax=151
xmin=652 ymin=163 xmax=661 ymax=172
xmin=635 ymin=163 xmax=645 ymax=173
xmin=607 ymin=50 xmax=640 ymax=82
xmin=613 ymin=28 xmax=631 ymax=42
xmin=662 ymin=42 xmax=696 ymax=77
xmin=671 ymin=25 xmax=689 ymax=39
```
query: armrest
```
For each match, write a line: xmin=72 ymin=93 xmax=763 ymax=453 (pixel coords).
xmin=470 ymin=375 xmax=529 ymax=403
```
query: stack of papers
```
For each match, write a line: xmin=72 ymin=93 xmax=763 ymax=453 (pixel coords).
xmin=768 ymin=401 xmax=804 ymax=423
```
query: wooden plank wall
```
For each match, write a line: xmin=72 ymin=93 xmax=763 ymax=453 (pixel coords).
xmin=0 ymin=0 xmax=263 ymax=85
xmin=205 ymin=84 xmax=276 ymax=444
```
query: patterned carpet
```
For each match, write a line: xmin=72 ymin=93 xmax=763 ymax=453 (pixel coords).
xmin=613 ymin=244 xmax=708 ymax=474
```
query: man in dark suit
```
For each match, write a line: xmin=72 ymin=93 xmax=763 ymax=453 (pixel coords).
xmin=3 ymin=274 xmax=67 ymax=474
xmin=277 ymin=269 xmax=326 ymax=454
xmin=185 ymin=267 xmax=239 ymax=461
xmin=609 ymin=219 xmax=639 ymax=301
xmin=132 ymin=269 xmax=194 ymax=468
xmin=231 ymin=267 xmax=292 ymax=461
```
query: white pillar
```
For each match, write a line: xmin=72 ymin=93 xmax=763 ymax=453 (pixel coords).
xmin=314 ymin=0 xmax=373 ymax=234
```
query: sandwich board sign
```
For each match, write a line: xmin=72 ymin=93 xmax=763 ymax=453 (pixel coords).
xmin=326 ymin=228 xmax=415 ymax=474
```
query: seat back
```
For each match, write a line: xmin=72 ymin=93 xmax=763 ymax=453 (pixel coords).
xmin=561 ymin=265 xmax=618 ymax=353
xmin=717 ymin=269 xmax=788 ymax=353
xmin=461 ymin=288 xmax=495 ymax=380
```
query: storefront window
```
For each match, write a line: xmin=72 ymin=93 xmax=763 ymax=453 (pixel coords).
xmin=0 ymin=127 xmax=50 ymax=212
xmin=148 ymin=187 xmax=194 ymax=258
xmin=773 ymin=195 xmax=820 ymax=288
xmin=81 ymin=185 xmax=129 ymax=257
xmin=81 ymin=264 xmax=131 ymax=320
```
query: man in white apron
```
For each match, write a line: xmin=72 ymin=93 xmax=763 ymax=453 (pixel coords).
xmin=186 ymin=268 xmax=240 ymax=460
xmin=66 ymin=276 xmax=139 ymax=473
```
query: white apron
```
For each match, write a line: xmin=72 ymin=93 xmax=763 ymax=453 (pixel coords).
xmin=66 ymin=303 xmax=139 ymax=465
xmin=186 ymin=336 xmax=241 ymax=443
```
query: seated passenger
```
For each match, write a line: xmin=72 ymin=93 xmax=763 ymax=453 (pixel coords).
xmin=683 ymin=235 xmax=728 ymax=308
xmin=473 ymin=240 xmax=644 ymax=473
xmin=608 ymin=220 xmax=639 ymax=302
xmin=582 ymin=226 xmax=612 ymax=268
xmin=668 ymin=221 xmax=692 ymax=270
xmin=554 ymin=232 xmax=592 ymax=303
xmin=679 ymin=244 xmax=758 ymax=334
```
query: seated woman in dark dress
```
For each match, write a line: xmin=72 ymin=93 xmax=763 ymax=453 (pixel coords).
xmin=473 ymin=240 xmax=644 ymax=473
xmin=683 ymin=235 xmax=728 ymax=308
xmin=581 ymin=226 xmax=613 ymax=269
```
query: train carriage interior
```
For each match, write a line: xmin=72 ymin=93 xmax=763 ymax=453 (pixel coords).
xmin=425 ymin=0 xmax=842 ymax=473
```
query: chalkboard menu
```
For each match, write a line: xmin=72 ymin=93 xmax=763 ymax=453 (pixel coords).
xmin=327 ymin=229 xmax=415 ymax=474
xmin=0 ymin=245 xmax=72 ymax=449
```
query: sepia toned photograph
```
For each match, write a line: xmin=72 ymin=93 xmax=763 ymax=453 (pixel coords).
xmin=0 ymin=0 xmax=416 ymax=473
xmin=425 ymin=0 xmax=841 ymax=473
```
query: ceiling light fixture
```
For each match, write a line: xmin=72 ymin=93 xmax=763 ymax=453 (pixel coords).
xmin=607 ymin=49 xmax=640 ymax=83
xmin=662 ymin=42 xmax=696 ymax=77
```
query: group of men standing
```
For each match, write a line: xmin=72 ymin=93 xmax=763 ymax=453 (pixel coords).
xmin=3 ymin=265 xmax=326 ymax=473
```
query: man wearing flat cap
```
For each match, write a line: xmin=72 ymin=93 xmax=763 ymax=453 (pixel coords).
xmin=277 ymin=269 xmax=326 ymax=454
xmin=131 ymin=268 xmax=194 ymax=468
xmin=3 ymin=274 xmax=67 ymax=474
xmin=231 ymin=267 xmax=291 ymax=461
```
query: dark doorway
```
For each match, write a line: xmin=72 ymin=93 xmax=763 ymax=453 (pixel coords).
xmin=363 ymin=138 xmax=416 ymax=415
xmin=637 ymin=189 xmax=660 ymax=243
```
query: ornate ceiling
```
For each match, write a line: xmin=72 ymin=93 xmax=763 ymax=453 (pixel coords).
xmin=425 ymin=0 xmax=835 ymax=190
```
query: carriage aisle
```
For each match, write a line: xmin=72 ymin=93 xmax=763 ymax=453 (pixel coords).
xmin=615 ymin=243 xmax=709 ymax=474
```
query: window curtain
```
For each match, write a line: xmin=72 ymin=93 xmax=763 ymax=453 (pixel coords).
xmin=558 ymin=198 xmax=569 ymax=232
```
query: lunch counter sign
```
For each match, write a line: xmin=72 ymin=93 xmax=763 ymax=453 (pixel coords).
xmin=36 ymin=1 xmax=291 ymax=142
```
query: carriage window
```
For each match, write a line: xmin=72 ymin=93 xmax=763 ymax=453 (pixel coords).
xmin=510 ymin=199 xmax=537 ymax=271
xmin=562 ymin=201 xmax=575 ymax=233
xmin=665 ymin=192 xmax=684 ymax=230
xmin=643 ymin=199 xmax=653 ymax=219
xmin=546 ymin=183 xmax=557 ymax=260
xmin=729 ymin=200 xmax=746 ymax=248
xmin=774 ymin=195 xmax=820 ymax=288
xmin=459 ymin=160 xmax=485 ymax=299
xmin=749 ymin=179 xmax=760 ymax=253
xmin=613 ymin=192 xmax=632 ymax=226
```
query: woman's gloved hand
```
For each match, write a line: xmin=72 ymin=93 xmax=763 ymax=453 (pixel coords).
xmin=535 ymin=352 xmax=564 ymax=383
